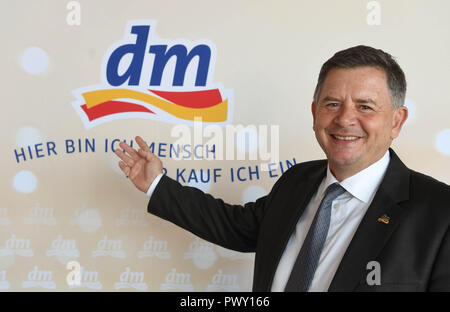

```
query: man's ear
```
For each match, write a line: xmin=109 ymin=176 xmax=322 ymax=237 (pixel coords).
xmin=311 ymin=101 xmax=317 ymax=131
xmin=391 ymin=106 xmax=408 ymax=139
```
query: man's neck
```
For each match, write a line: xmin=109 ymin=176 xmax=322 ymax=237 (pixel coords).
xmin=329 ymin=150 xmax=390 ymax=182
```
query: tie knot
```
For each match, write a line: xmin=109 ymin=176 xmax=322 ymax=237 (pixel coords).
xmin=323 ymin=183 xmax=346 ymax=203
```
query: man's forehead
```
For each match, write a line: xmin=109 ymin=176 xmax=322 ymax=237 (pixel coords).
xmin=323 ymin=66 xmax=387 ymax=83
xmin=319 ymin=67 xmax=389 ymax=99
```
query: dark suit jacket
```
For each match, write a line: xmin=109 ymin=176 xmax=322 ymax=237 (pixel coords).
xmin=147 ymin=149 xmax=450 ymax=291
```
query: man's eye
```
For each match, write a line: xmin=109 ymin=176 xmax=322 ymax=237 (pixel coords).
xmin=360 ymin=105 xmax=372 ymax=110
xmin=327 ymin=103 xmax=339 ymax=107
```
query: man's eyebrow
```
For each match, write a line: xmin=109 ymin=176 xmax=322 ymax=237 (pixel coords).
xmin=321 ymin=96 xmax=341 ymax=102
xmin=320 ymin=96 xmax=378 ymax=106
xmin=355 ymin=98 xmax=377 ymax=105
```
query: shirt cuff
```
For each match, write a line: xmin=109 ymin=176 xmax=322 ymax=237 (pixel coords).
xmin=146 ymin=173 xmax=164 ymax=198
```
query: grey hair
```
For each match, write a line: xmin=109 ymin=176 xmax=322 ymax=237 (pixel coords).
xmin=313 ymin=45 xmax=407 ymax=109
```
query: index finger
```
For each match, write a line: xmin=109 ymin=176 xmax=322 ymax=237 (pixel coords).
xmin=135 ymin=136 xmax=151 ymax=152
xmin=119 ymin=141 xmax=139 ymax=159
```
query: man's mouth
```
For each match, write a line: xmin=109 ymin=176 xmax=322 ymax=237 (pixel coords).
xmin=330 ymin=134 xmax=362 ymax=141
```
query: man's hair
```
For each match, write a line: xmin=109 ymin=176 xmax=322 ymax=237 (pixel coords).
xmin=313 ymin=45 xmax=407 ymax=109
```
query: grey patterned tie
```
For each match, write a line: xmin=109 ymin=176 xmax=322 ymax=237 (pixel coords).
xmin=285 ymin=182 xmax=346 ymax=292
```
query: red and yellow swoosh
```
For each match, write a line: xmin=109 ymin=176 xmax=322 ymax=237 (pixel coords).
xmin=80 ymin=88 xmax=228 ymax=122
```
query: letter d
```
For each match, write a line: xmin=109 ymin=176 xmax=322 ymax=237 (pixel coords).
xmin=166 ymin=268 xmax=176 ymax=283
xmin=120 ymin=267 xmax=131 ymax=282
xmin=106 ymin=25 xmax=149 ymax=86
xmin=28 ymin=266 xmax=38 ymax=281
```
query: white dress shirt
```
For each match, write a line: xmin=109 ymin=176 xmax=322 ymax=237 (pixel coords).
xmin=146 ymin=173 xmax=163 ymax=197
xmin=147 ymin=151 xmax=391 ymax=292
xmin=271 ymin=150 xmax=390 ymax=291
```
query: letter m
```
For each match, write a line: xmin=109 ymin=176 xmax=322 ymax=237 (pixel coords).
xmin=149 ymin=44 xmax=211 ymax=86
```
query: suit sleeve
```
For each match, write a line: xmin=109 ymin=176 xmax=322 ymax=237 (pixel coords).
xmin=147 ymin=175 xmax=277 ymax=252
xmin=428 ymin=226 xmax=450 ymax=291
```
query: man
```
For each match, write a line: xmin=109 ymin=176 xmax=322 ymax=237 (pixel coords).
xmin=115 ymin=45 xmax=450 ymax=291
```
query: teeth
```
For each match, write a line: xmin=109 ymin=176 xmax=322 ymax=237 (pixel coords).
xmin=332 ymin=135 xmax=359 ymax=141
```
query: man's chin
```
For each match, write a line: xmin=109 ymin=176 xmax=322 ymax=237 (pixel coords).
xmin=328 ymin=154 xmax=361 ymax=168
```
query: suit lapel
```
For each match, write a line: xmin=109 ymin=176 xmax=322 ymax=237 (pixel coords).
xmin=328 ymin=149 xmax=410 ymax=291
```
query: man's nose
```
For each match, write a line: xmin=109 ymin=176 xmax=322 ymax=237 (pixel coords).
xmin=333 ymin=103 xmax=357 ymax=127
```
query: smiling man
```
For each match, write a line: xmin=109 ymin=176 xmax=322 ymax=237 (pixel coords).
xmin=312 ymin=65 xmax=408 ymax=181
xmin=115 ymin=45 xmax=450 ymax=291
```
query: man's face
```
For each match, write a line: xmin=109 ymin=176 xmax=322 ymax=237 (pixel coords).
xmin=312 ymin=66 xmax=408 ymax=179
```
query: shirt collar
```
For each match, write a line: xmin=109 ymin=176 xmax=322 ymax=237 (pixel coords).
xmin=320 ymin=150 xmax=391 ymax=203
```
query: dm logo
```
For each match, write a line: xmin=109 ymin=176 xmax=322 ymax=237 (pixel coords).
xmin=72 ymin=20 xmax=233 ymax=129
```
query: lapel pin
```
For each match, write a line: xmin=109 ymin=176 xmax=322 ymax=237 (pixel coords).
xmin=377 ymin=214 xmax=390 ymax=224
